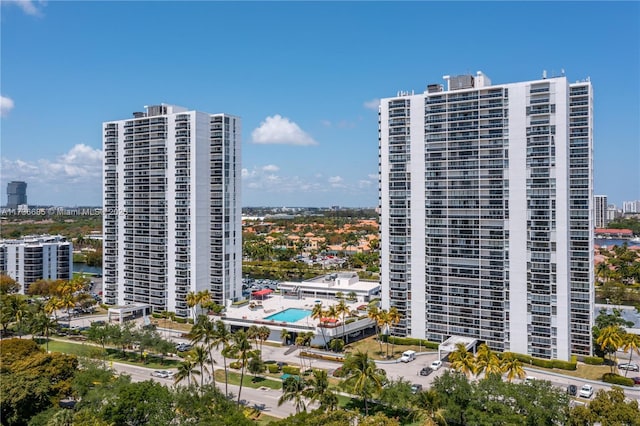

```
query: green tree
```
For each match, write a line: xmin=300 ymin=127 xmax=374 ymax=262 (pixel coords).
xmin=367 ymin=305 xmax=384 ymax=355
xmin=596 ymin=325 xmax=625 ymax=372
xmin=621 ymin=333 xmax=640 ymax=377
xmin=247 ymin=353 xmax=266 ymax=380
xmin=98 ymin=380 xmax=174 ymax=426
xmin=174 ymin=357 xmax=201 ymax=386
xmin=0 ymin=274 xmax=20 ymax=295
xmin=411 ymin=389 xmax=447 ymax=426
xmin=311 ymin=303 xmax=328 ymax=349
xmin=230 ymin=330 xmax=254 ymax=405
xmin=213 ymin=320 xmax=233 ymax=397
xmin=335 ymin=299 xmax=350 ymax=345
xmin=30 ymin=310 xmax=57 ymax=352
xmin=569 ymin=386 xmax=640 ymax=425
xmin=448 ymin=343 xmax=476 ymax=378
xmin=190 ymin=314 xmax=218 ymax=385
xmin=475 ymin=343 xmax=502 ymax=379
xmin=191 ymin=345 xmax=212 ymax=388
xmin=280 ymin=328 xmax=292 ymax=345
xmin=500 ymin=352 xmax=526 ymax=383
xmin=302 ymin=369 xmax=337 ymax=411
xmin=279 ymin=376 xmax=308 ymax=414
xmin=341 ymin=350 xmax=386 ymax=415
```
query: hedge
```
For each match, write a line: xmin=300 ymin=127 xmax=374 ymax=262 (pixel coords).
xmin=175 ymin=317 xmax=187 ymax=324
xmin=380 ymin=335 xmax=439 ymax=350
xmin=267 ymin=364 xmax=279 ymax=374
xmin=506 ymin=352 xmax=577 ymax=371
xmin=151 ymin=312 xmax=163 ymax=319
xmin=300 ymin=351 xmax=344 ymax=363
xmin=282 ymin=366 xmax=300 ymax=375
xmin=229 ymin=361 xmax=242 ymax=369
xmin=602 ymin=373 xmax=635 ymax=387
xmin=584 ymin=356 xmax=605 ymax=365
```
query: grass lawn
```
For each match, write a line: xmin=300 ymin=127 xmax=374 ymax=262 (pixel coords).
xmin=344 ymin=335 xmax=434 ymax=361
xmin=42 ymin=339 xmax=181 ymax=369
xmin=528 ymin=362 xmax=611 ymax=381
xmin=255 ymin=413 xmax=282 ymax=424
xmin=214 ymin=369 xmax=283 ymax=390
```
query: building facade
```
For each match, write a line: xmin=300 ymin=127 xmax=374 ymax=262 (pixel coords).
xmin=594 ymin=195 xmax=608 ymax=228
xmin=103 ymin=104 xmax=242 ymax=317
xmin=6 ymin=181 xmax=27 ymax=209
xmin=379 ymin=72 xmax=593 ymax=360
xmin=0 ymin=235 xmax=72 ymax=294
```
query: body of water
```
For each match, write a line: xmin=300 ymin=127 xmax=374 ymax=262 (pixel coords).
xmin=264 ymin=308 xmax=311 ymax=323
xmin=73 ymin=263 xmax=103 ymax=275
xmin=595 ymin=238 xmax=640 ymax=248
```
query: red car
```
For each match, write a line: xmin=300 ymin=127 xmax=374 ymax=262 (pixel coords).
xmin=633 ymin=377 xmax=640 ymax=385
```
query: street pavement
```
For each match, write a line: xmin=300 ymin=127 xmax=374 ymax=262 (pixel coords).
xmin=67 ymin=314 xmax=640 ymax=419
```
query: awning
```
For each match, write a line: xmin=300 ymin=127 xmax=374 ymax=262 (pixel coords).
xmin=252 ymin=289 xmax=273 ymax=297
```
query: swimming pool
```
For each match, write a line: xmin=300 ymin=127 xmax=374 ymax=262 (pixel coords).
xmin=264 ymin=308 xmax=312 ymax=323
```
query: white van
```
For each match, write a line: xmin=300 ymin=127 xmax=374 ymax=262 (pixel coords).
xmin=400 ymin=350 xmax=416 ymax=363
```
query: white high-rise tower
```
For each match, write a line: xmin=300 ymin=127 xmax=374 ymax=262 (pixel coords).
xmin=103 ymin=104 xmax=242 ymax=317
xmin=379 ymin=72 xmax=593 ymax=360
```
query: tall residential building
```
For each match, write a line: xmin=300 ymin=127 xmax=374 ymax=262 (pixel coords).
xmin=7 ymin=181 xmax=27 ymax=209
xmin=594 ymin=195 xmax=608 ymax=228
xmin=623 ymin=200 xmax=640 ymax=214
xmin=0 ymin=235 xmax=72 ymax=294
xmin=103 ymin=104 xmax=242 ymax=318
xmin=379 ymin=71 xmax=593 ymax=360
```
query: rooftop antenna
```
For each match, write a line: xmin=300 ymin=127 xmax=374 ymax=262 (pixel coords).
xmin=561 ymin=68 xmax=565 ymax=76
xmin=542 ymin=70 xmax=547 ymax=79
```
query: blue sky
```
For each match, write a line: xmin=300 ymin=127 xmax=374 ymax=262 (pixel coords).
xmin=1 ymin=1 xmax=638 ymax=208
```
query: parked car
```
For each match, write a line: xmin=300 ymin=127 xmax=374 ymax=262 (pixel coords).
xmin=567 ymin=384 xmax=578 ymax=396
xmin=175 ymin=343 xmax=192 ymax=352
xmin=579 ymin=384 xmax=594 ymax=398
xmin=410 ymin=384 xmax=423 ymax=394
xmin=633 ymin=377 xmax=640 ymax=385
xmin=420 ymin=367 xmax=433 ymax=376
xmin=151 ymin=370 xmax=170 ymax=378
xmin=618 ymin=363 xmax=640 ymax=372
xmin=524 ymin=376 xmax=536 ymax=385
xmin=400 ymin=350 xmax=416 ymax=363
xmin=430 ymin=360 xmax=443 ymax=370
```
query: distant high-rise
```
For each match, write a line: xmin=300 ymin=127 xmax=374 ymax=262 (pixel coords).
xmin=379 ymin=71 xmax=593 ymax=360
xmin=0 ymin=235 xmax=72 ymax=294
xmin=623 ymin=200 xmax=640 ymax=214
xmin=103 ymin=104 xmax=242 ymax=317
xmin=594 ymin=195 xmax=608 ymax=228
xmin=7 ymin=181 xmax=27 ymax=209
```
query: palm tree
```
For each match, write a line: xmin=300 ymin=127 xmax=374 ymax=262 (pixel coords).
xmin=230 ymin=330 xmax=254 ymax=405
xmin=342 ymin=350 xmax=385 ymax=415
xmin=174 ymin=358 xmax=201 ymax=386
xmin=448 ymin=343 xmax=476 ymax=378
xmin=247 ymin=325 xmax=260 ymax=348
xmin=311 ymin=303 xmax=328 ymax=349
xmin=622 ymin=333 xmax=640 ymax=377
xmin=186 ymin=291 xmax=199 ymax=322
xmin=475 ymin=344 xmax=502 ymax=379
xmin=191 ymin=345 xmax=211 ymax=388
xmin=279 ymin=376 xmax=307 ymax=414
xmin=257 ymin=326 xmax=271 ymax=353
xmin=500 ymin=353 xmax=526 ymax=383
xmin=367 ymin=306 xmax=384 ymax=355
xmin=387 ymin=307 xmax=402 ymax=357
xmin=280 ymin=328 xmax=291 ymax=346
xmin=30 ymin=310 xmax=57 ymax=351
xmin=212 ymin=320 xmax=232 ymax=396
xmin=302 ymin=369 xmax=337 ymax=411
xmin=411 ymin=389 xmax=447 ymax=426
xmin=596 ymin=325 xmax=625 ymax=372
xmin=336 ymin=299 xmax=350 ymax=344
xmin=190 ymin=315 xmax=217 ymax=385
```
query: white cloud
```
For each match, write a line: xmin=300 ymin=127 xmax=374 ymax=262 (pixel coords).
xmin=262 ymin=164 xmax=280 ymax=172
xmin=363 ymin=98 xmax=380 ymax=110
xmin=0 ymin=96 xmax=15 ymax=117
xmin=251 ymin=115 xmax=318 ymax=146
xmin=2 ymin=0 xmax=46 ymax=16
xmin=1 ymin=144 xmax=103 ymax=204
xmin=328 ymin=176 xmax=346 ymax=188
xmin=367 ymin=174 xmax=378 ymax=180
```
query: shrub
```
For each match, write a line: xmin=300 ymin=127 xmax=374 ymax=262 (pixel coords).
xmin=267 ymin=364 xmax=279 ymax=374
xmin=175 ymin=317 xmax=187 ymax=324
xmin=282 ymin=365 xmax=300 ymax=375
xmin=151 ymin=312 xmax=163 ymax=319
xmin=332 ymin=367 xmax=345 ymax=377
xmin=584 ymin=356 xmax=605 ymax=365
xmin=345 ymin=318 xmax=356 ymax=325
xmin=380 ymin=335 xmax=438 ymax=349
xmin=229 ymin=361 xmax=242 ymax=369
xmin=551 ymin=359 xmax=576 ymax=370
xmin=602 ymin=373 xmax=635 ymax=386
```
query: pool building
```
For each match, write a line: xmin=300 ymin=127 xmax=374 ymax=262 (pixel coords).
xmin=220 ymin=273 xmax=380 ymax=346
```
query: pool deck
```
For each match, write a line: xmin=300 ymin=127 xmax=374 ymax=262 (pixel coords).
xmin=225 ymin=293 xmax=365 ymax=328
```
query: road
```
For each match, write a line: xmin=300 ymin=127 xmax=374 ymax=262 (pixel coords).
xmin=68 ymin=314 xmax=640 ymax=416
xmin=110 ymin=360 xmax=297 ymax=418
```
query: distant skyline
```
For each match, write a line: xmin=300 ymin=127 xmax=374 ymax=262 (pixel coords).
xmin=1 ymin=1 xmax=638 ymax=207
